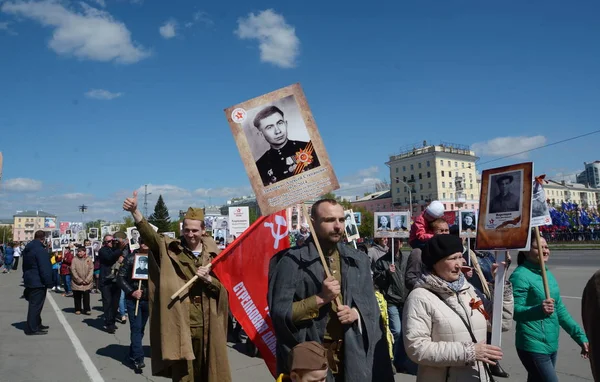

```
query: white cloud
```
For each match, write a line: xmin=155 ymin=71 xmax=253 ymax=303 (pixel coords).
xmin=1 ymin=1 xmax=150 ymax=64
xmin=193 ymin=186 xmax=252 ymax=199
xmin=85 ymin=88 xmax=123 ymax=100
xmin=192 ymin=11 xmax=213 ymax=27
xmin=159 ymin=19 xmax=177 ymax=39
xmin=90 ymin=0 xmax=106 ymax=7
xmin=138 ymin=184 xmax=191 ymax=199
xmin=235 ymin=9 xmax=300 ymax=68
xmin=334 ymin=166 xmax=388 ymax=200
xmin=3 ymin=178 xmax=42 ymax=192
xmin=471 ymin=135 xmax=547 ymax=159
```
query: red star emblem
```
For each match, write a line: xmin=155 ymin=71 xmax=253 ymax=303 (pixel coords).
xmin=295 ymin=149 xmax=313 ymax=165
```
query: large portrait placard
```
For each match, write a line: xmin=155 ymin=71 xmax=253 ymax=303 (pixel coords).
xmin=374 ymin=211 xmax=410 ymax=239
xmin=225 ymin=83 xmax=339 ymax=215
xmin=476 ymin=162 xmax=533 ymax=250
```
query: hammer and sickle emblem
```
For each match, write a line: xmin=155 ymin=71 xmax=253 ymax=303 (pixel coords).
xmin=264 ymin=214 xmax=288 ymax=249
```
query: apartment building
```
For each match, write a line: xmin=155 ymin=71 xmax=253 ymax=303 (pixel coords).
xmin=12 ymin=210 xmax=57 ymax=242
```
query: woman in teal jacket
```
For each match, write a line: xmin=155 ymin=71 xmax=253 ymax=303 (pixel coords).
xmin=510 ymin=236 xmax=589 ymax=382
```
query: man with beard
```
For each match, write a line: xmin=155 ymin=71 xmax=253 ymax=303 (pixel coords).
xmin=123 ymin=191 xmax=231 ymax=382
xmin=268 ymin=199 xmax=394 ymax=382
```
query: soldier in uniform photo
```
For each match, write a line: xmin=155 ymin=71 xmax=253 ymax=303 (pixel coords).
xmin=134 ymin=256 xmax=149 ymax=276
xmin=489 ymin=174 xmax=520 ymax=213
xmin=253 ymin=105 xmax=320 ymax=186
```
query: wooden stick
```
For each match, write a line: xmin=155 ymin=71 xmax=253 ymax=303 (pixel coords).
xmin=534 ymin=227 xmax=551 ymax=299
xmin=134 ymin=279 xmax=142 ymax=316
xmin=170 ymin=263 xmax=212 ymax=300
xmin=302 ymin=204 xmax=342 ymax=309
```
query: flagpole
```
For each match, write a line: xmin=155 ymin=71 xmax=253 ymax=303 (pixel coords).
xmin=302 ymin=204 xmax=342 ymax=309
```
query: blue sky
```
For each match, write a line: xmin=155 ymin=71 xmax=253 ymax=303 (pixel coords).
xmin=1 ymin=0 xmax=599 ymax=222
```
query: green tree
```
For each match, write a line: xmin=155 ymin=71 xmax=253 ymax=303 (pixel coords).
xmin=169 ymin=220 xmax=181 ymax=237
xmin=354 ymin=206 xmax=373 ymax=239
xmin=148 ymin=194 xmax=171 ymax=232
xmin=0 ymin=225 xmax=14 ymax=243
xmin=320 ymin=192 xmax=337 ymax=200
xmin=121 ymin=216 xmax=136 ymax=231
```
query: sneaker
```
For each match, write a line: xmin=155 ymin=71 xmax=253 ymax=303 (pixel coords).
xmin=65 ymin=292 xmax=73 ymax=297
xmin=51 ymin=286 xmax=57 ymax=292
xmin=75 ymin=311 xmax=81 ymax=315
xmin=121 ymin=315 xmax=127 ymax=324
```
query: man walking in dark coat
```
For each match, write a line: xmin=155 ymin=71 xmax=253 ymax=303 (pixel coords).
xmin=98 ymin=232 xmax=126 ymax=334
xmin=22 ymin=230 xmax=53 ymax=335
xmin=268 ymin=199 xmax=394 ymax=382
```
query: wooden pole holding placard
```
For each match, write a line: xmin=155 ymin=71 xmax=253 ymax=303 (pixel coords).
xmin=534 ymin=227 xmax=551 ymax=299
xmin=302 ymin=204 xmax=343 ymax=309
xmin=467 ymin=237 xmax=471 ymax=266
xmin=134 ymin=280 xmax=142 ymax=316
xmin=391 ymin=238 xmax=395 ymax=266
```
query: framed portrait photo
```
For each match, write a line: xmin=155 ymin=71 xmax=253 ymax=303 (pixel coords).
xmin=374 ymin=211 xmax=410 ymax=239
xmin=132 ymin=254 xmax=149 ymax=280
xmin=51 ymin=238 xmax=62 ymax=252
xmin=531 ymin=180 xmax=552 ymax=227
xmin=225 ymin=83 xmax=339 ymax=215
xmin=476 ymin=162 xmax=533 ymax=250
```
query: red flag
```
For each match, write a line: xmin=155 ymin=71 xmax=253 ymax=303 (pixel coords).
xmin=211 ymin=210 xmax=290 ymax=378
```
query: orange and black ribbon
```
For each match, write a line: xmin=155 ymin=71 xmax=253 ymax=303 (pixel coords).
xmin=470 ymin=298 xmax=490 ymax=321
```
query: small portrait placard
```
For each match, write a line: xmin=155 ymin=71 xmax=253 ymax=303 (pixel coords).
xmin=374 ymin=211 xmax=410 ymax=238
xmin=343 ymin=209 xmax=360 ymax=241
xmin=459 ymin=210 xmax=477 ymax=238
xmin=132 ymin=254 xmax=149 ymax=280
xmin=127 ymin=227 xmax=141 ymax=251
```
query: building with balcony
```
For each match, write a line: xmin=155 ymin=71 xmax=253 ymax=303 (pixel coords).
xmin=386 ymin=141 xmax=480 ymax=213
xmin=12 ymin=210 xmax=57 ymax=242
xmin=576 ymin=161 xmax=600 ymax=189
xmin=544 ymin=180 xmax=599 ymax=210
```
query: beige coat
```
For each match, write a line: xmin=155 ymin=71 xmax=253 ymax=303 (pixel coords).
xmin=403 ymin=273 xmax=513 ymax=382
xmin=70 ymin=256 xmax=94 ymax=291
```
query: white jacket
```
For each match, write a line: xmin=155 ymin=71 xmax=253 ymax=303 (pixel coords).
xmin=402 ymin=273 xmax=513 ymax=382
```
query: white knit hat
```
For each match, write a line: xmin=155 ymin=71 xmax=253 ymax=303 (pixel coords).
xmin=425 ymin=201 xmax=445 ymax=219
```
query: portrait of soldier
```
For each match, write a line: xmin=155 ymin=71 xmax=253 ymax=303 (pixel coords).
xmin=134 ymin=255 xmax=149 ymax=277
xmin=489 ymin=173 xmax=520 ymax=213
xmin=377 ymin=215 xmax=391 ymax=231
xmin=253 ymin=105 xmax=320 ymax=186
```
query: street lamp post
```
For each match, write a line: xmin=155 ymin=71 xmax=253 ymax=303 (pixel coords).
xmin=395 ymin=177 xmax=413 ymax=220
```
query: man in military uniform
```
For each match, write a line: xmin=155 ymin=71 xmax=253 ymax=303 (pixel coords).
xmin=253 ymin=105 xmax=320 ymax=186
xmin=489 ymin=174 xmax=520 ymax=213
xmin=123 ymin=191 xmax=231 ymax=382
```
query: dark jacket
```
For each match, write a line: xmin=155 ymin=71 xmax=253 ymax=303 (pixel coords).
xmin=582 ymin=269 xmax=600 ymax=382
xmin=373 ymin=250 xmax=408 ymax=306
xmin=404 ymin=248 xmax=423 ymax=291
xmin=117 ymin=250 xmax=149 ymax=301
xmin=98 ymin=245 xmax=123 ymax=285
xmin=22 ymin=240 xmax=53 ymax=289
xmin=468 ymin=251 xmax=495 ymax=294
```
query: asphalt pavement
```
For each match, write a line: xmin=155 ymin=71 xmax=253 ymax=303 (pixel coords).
xmin=0 ymin=249 xmax=597 ymax=382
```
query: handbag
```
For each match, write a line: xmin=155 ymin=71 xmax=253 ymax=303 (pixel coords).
xmin=429 ymin=289 xmax=496 ymax=382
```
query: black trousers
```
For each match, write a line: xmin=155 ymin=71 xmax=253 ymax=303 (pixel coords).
xmin=12 ymin=257 xmax=19 ymax=270
xmin=25 ymin=287 xmax=46 ymax=333
xmin=100 ymin=282 xmax=120 ymax=327
xmin=73 ymin=290 xmax=91 ymax=312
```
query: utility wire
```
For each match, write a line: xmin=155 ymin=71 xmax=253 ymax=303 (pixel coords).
xmin=477 ymin=129 xmax=600 ymax=166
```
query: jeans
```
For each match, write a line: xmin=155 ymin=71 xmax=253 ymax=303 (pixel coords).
xmin=52 ymin=269 xmax=61 ymax=289
xmin=61 ymin=274 xmax=72 ymax=293
xmin=517 ymin=349 xmax=558 ymax=382
xmin=119 ymin=290 xmax=126 ymax=317
xmin=25 ymin=287 xmax=46 ymax=333
xmin=125 ymin=299 xmax=149 ymax=362
xmin=387 ymin=304 xmax=418 ymax=375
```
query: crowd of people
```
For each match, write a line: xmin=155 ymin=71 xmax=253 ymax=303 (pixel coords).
xmin=2 ymin=195 xmax=599 ymax=382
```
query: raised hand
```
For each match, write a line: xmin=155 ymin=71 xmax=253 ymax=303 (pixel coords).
xmin=123 ymin=190 xmax=138 ymax=212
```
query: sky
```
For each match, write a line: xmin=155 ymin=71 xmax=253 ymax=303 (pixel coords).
xmin=0 ymin=0 xmax=599 ymax=222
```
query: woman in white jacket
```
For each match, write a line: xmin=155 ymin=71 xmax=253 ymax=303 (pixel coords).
xmin=402 ymin=235 xmax=513 ymax=382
